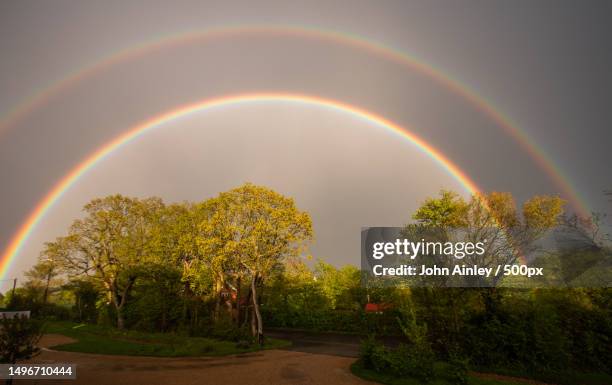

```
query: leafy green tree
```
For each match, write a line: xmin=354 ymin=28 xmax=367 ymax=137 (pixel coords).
xmin=23 ymin=256 xmax=60 ymax=304
xmin=63 ymin=279 xmax=99 ymax=323
xmin=198 ymin=183 xmax=313 ymax=344
xmin=413 ymin=190 xmax=469 ymax=228
xmin=54 ymin=195 xmax=165 ymax=329
xmin=412 ymin=190 xmax=565 ymax=285
xmin=149 ymin=202 xmax=215 ymax=328
xmin=314 ymin=260 xmax=361 ymax=310
xmin=263 ymin=257 xmax=329 ymax=328
xmin=126 ymin=263 xmax=184 ymax=332
xmin=408 ymin=190 xmax=566 ymax=357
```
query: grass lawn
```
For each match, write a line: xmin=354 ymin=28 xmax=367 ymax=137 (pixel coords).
xmin=44 ymin=321 xmax=291 ymax=357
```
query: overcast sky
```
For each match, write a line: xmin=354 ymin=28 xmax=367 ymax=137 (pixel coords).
xmin=1 ymin=0 xmax=611 ymax=287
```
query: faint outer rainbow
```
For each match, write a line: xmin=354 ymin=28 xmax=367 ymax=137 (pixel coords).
xmin=0 ymin=25 xmax=590 ymax=217
xmin=0 ymin=93 xmax=485 ymax=279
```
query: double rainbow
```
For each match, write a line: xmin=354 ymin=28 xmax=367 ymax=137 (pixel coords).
xmin=0 ymin=25 xmax=586 ymax=278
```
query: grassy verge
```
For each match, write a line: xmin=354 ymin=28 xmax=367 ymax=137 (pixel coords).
xmin=351 ymin=362 xmax=533 ymax=385
xmin=44 ymin=321 xmax=291 ymax=357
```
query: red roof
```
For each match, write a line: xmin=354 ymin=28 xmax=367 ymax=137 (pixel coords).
xmin=365 ymin=303 xmax=392 ymax=313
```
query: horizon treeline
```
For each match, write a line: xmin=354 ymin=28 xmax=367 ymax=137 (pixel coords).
xmin=3 ymin=183 xmax=611 ymax=377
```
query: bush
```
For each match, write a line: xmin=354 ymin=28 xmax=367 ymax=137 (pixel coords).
xmin=407 ymin=342 xmax=435 ymax=383
xmin=359 ymin=335 xmax=435 ymax=383
xmin=124 ymin=265 xmax=184 ymax=332
xmin=65 ymin=280 xmax=99 ymax=323
xmin=445 ymin=354 xmax=469 ymax=385
xmin=38 ymin=303 xmax=72 ymax=321
xmin=396 ymin=301 xmax=435 ymax=382
xmin=0 ymin=315 xmax=43 ymax=364
xmin=359 ymin=335 xmax=378 ymax=369
xmin=209 ymin=313 xmax=252 ymax=343
xmin=460 ymin=289 xmax=612 ymax=375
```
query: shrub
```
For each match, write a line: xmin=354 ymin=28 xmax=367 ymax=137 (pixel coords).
xmin=0 ymin=315 xmax=43 ymax=364
xmin=396 ymin=300 xmax=435 ymax=382
xmin=359 ymin=335 xmax=390 ymax=373
xmin=358 ymin=335 xmax=435 ymax=383
xmin=407 ymin=341 xmax=435 ymax=383
xmin=445 ymin=354 xmax=469 ymax=385
xmin=359 ymin=334 xmax=379 ymax=369
xmin=209 ymin=313 xmax=252 ymax=343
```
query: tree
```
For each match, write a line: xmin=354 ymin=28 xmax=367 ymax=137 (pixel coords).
xmin=552 ymin=194 xmax=611 ymax=286
xmin=413 ymin=190 xmax=469 ymax=228
xmin=149 ymin=202 xmax=214 ymax=328
xmin=63 ymin=279 xmax=99 ymax=323
xmin=314 ymin=260 xmax=361 ymax=310
xmin=24 ymin=254 xmax=61 ymax=304
xmin=408 ymin=191 xmax=566 ymax=347
xmin=54 ymin=195 xmax=164 ymax=329
xmin=412 ymin=190 xmax=565 ymax=286
xmin=198 ymin=183 xmax=313 ymax=345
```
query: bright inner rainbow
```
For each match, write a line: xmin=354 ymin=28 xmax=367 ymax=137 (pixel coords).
xmin=0 ymin=93 xmax=484 ymax=279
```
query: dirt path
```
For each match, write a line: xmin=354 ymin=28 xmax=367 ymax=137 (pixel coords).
xmin=16 ymin=334 xmax=371 ymax=385
xmin=267 ymin=329 xmax=363 ymax=357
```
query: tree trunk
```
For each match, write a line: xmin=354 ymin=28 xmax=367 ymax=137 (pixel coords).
xmin=182 ymin=281 xmax=190 ymax=326
xmin=235 ymin=276 xmax=241 ymax=326
xmin=43 ymin=271 xmax=51 ymax=304
xmin=117 ymin=307 xmax=125 ymax=330
xmin=77 ymin=296 xmax=83 ymax=322
xmin=250 ymin=307 xmax=257 ymax=337
xmin=109 ymin=286 xmax=122 ymax=329
xmin=112 ymin=277 xmax=135 ymax=330
xmin=213 ymin=278 xmax=223 ymax=322
xmin=251 ymin=273 xmax=264 ymax=346
xmin=114 ymin=291 xmax=126 ymax=330
xmin=242 ymin=286 xmax=253 ymax=329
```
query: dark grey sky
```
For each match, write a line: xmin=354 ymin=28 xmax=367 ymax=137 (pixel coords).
xmin=1 ymin=0 xmax=611 ymax=286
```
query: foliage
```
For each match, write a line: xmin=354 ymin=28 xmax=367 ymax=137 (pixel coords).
xmin=0 ymin=316 xmax=43 ymax=364
xmin=445 ymin=355 xmax=469 ymax=385
xmin=360 ymin=338 xmax=422 ymax=379
xmin=350 ymin=361 xmax=531 ymax=385
xmin=395 ymin=297 xmax=435 ymax=382
xmin=458 ymin=288 xmax=611 ymax=375
xmin=2 ymin=287 xmax=72 ymax=321
xmin=23 ymin=257 xmax=60 ymax=304
xmin=50 ymin=195 xmax=165 ymax=329
xmin=124 ymin=263 xmax=184 ymax=332
xmin=411 ymin=190 xmax=565 ymax=286
xmin=197 ymin=183 xmax=313 ymax=344
xmin=413 ymin=190 xmax=469 ymax=228
xmin=358 ymin=307 xmax=434 ymax=383
xmin=63 ymin=279 xmax=99 ymax=323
